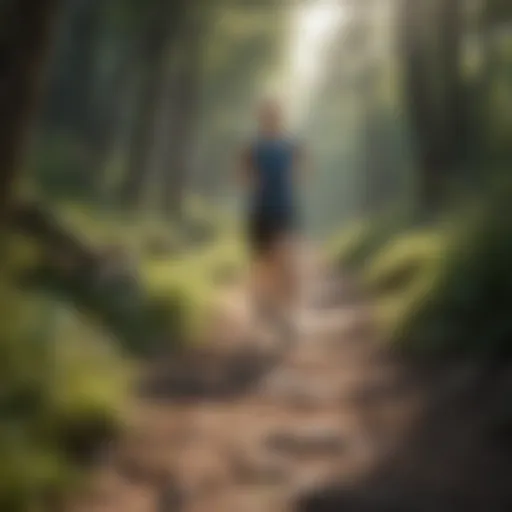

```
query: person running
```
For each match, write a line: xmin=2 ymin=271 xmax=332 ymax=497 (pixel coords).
xmin=238 ymin=98 xmax=307 ymax=347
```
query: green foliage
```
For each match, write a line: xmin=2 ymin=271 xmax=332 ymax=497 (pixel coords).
xmin=22 ymin=204 xmax=246 ymax=353
xmin=363 ymin=230 xmax=446 ymax=296
xmin=364 ymin=183 xmax=512 ymax=356
xmin=362 ymin=229 xmax=450 ymax=346
xmin=325 ymin=219 xmax=374 ymax=268
xmin=140 ymin=233 xmax=246 ymax=344
xmin=325 ymin=205 xmax=412 ymax=270
xmin=28 ymin=133 xmax=95 ymax=200
xmin=0 ymin=233 xmax=130 ymax=511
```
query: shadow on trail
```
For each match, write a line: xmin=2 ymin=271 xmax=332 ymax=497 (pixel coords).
xmin=138 ymin=346 xmax=283 ymax=401
xmin=136 ymin=262 xmax=357 ymax=404
xmin=296 ymin=360 xmax=512 ymax=512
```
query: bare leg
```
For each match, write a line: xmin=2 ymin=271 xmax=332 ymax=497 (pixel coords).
xmin=262 ymin=234 xmax=302 ymax=347
xmin=250 ymin=256 xmax=275 ymax=303
xmin=272 ymin=233 xmax=300 ymax=312
xmin=249 ymin=252 xmax=282 ymax=327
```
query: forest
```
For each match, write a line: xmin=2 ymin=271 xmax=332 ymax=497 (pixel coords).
xmin=1 ymin=0 xmax=512 ymax=510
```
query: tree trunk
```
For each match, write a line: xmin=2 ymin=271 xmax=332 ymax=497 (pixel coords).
xmin=439 ymin=0 xmax=465 ymax=170
xmin=119 ymin=0 xmax=187 ymax=208
xmin=401 ymin=0 xmax=467 ymax=215
xmin=477 ymin=3 xmax=502 ymax=168
xmin=89 ymin=41 xmax=134 ymax=193
xmin=161 ymin=6 xmax=204 ymax=218
xmin=401 ymin=0 xmax=444 ymax=214
xmin=0 ymin=0 xmax=62 ymax=221
xmin=43 ymin=0 xmax=101 ymax=139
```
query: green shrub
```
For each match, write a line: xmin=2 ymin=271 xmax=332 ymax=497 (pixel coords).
xmin=326 ymin=205 xmax=412 ymax=271
xmin=15 ymin=202 xmax=245 ymax=352
xmin=140 ymin=234 xmax=246 ymax=344
xmin=367 ymin=185 xmax=512 ymax=356
xmin=0 ymin=270 xmax=130 ymax=511
xmin=325 ymin=219 xmax=374 ymax=268
xmin=363 ymin=229 xmax=450 ymax=345
xmin=363 ymin=229 xmax=447 ymax=296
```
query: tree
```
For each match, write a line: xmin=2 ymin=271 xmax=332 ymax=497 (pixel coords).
xmin=400 ymin=0 xmax=465 ymax=214
xmin=0 ymin=0 xmax=63 ymax=220
xmin=43 ymin=0 xmax=102 ymax=141
xmin=119 ymin=0 xmax=188 ymax=207
xmin=160 ymin=3 xmax=206 ymax=217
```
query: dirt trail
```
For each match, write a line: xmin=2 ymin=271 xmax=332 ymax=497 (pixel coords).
xmin=66 ymin=251 xmax=512 ymax=512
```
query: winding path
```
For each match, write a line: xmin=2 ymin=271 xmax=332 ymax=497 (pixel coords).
xmin=66 ymin=249 xmax=512 ymax=512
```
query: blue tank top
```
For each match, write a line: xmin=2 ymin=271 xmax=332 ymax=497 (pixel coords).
xmin=249 ymin=136 xmax=297 ymax=217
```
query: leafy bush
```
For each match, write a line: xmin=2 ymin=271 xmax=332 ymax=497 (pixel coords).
xmin=363 ymin=228 xmax=450 ymax=345
xmin=365 ymin=185 xmax=512 ymax=356
xmin=140 ymin=234 xmax=247 ymax=344
xmin=19 ymin=203 xmax=246 ymax=352
xmin=325 ymin=219 xmax=374 ymax=268
xmin=326 ymin=205 xmax=412 ymax=271
xmin=363 ymin=229 xmax=446 ymax=296
xmin=0 ymin=238 xmax=130 ymax=512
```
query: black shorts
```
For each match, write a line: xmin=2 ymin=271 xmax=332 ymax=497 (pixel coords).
xmin=247 ymin=211 xmax=297 ymax=255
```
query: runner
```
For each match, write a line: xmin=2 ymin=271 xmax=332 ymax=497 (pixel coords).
xmin=238 ymin=97 xmax=308 ymax=347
